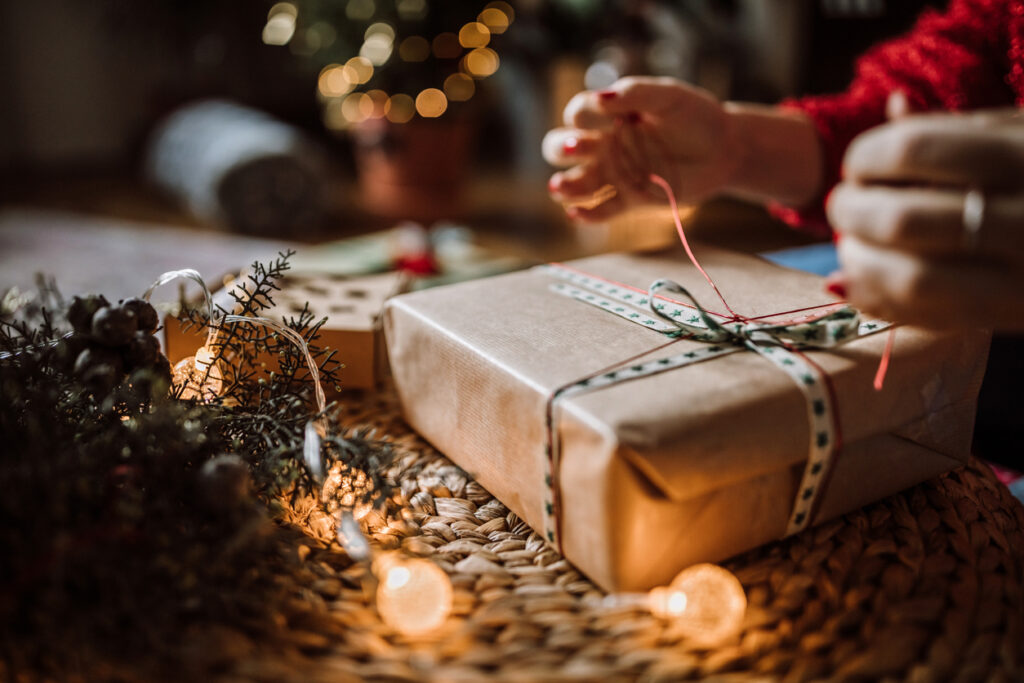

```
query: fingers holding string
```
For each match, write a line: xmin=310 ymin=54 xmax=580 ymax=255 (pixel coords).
xmin=542 ymin=127 xmax=605 ymax=168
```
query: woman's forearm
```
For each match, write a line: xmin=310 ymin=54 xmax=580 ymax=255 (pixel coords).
xmin=723 ymin=103 xmax=825 ymax=209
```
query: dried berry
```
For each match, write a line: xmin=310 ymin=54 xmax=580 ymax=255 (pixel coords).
xmin=80 ymin=362 xmax=120 ymax=396
xmin=54 ymin=334 xmax=88 ymax=373
xmin=67 ymin=294 xmax=110 ymax=334
xmin=124 ymin=330 xmax=160 ymax=369
xmin=199 ymin=454 xmax=252 ymax=511
xmin=121 ymin=298 xmax=159 ymax=333
xmin=91 ymin=306 xmax=137 ymax=347
xmin=74 ymin=347 xmax=124 ymax=379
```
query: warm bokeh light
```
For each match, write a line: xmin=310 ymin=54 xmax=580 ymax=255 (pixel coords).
xmin=478 ymin=7 xmax=510 ymax=34
xmin=655 ymin=563 xmax=746 ymax=646
xmin=396 ymin=0 xmax=427 ymax=21
xmin=365 ymin=22 xmax=395 ymax=41
xmin=458 ymin=22 xmax=490 ymax=49
xmin=341 ymin=92 xmax=372 ymax=124
xmin=318 ymin=64 xmax=354 ymax=97
xmin=346 ymin=0 xmax=376 ymax=21
xmin=415 ymin=88 xmax=448 ymax=118
xmin=365 ymin=89 xmax=389 ymax=118
xmin=262 ymin=3 xmax=297 ymax=46
xmin=375 ymin=556 xmax=453 ymax=636
xmin=648 ymin=586 xmax=688 ymax=619
xmin=361 ymin=33 xmax=393 ymax=65
xmin=345 ymin=56 xmax=374 ymax=84
xmin=385 ymin=94 xmax=415 ymax=123
xmin=443 ymin=73 xmax=475 ymax=102
xmin=399 ymin=36 xmax=430 ymax=62
xmin=463 ymin=47 xmax=499 ymax=77
xmin=323 ymin=98 xmax=347 ymax=130
xmin=432 ymin=32 xmax=462 ymax=59
xmin=485 ymin=1 xmax=515 ymax=24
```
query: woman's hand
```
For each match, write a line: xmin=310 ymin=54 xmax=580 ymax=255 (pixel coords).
xmin=543 ymin=76 xmax=824 ymax=222
xmin=827 ymin=109 xmax=1024 ymax=330
xmin=542 ymin=77 xmax=741 ymax=222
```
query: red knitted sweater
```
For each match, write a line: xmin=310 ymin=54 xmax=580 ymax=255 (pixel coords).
xmin=776 ymin=0 xmax=1024 ymax=235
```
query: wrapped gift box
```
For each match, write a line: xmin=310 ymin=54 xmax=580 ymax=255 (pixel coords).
xmin=383 ymin=245 xmax=990 ymax=591
xmin=165 ymin=270 xmax=407 ymax=390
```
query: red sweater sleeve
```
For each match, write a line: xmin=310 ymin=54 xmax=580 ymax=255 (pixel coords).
xmin=772 ymin=0 xmax=1016 ymax=236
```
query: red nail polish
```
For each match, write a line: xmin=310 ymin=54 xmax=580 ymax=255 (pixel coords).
xmin=562 ymin=137 xmax=579 ymax=155
xmin=598 ymin=91 xmax=617 ymax=101
xmin=825 ymin=281 xmax=847 ymax=299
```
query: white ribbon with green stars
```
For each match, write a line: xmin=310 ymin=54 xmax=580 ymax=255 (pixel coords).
xmin=537 ymin=264 xmax=891 ymax=550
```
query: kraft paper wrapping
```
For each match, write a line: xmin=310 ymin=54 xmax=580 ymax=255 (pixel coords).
xmin=383 ymin=246 xmax=990 ymax=591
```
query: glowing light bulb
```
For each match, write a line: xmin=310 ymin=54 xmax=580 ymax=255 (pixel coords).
xmin=648 ymin=586 xmax=687 ymax=618
xmin=375 ymin=555 xmax=453 ymax=636
xmin=651 ymin=563 xmax=746 ymax=646
xmin=172 ymin=346 xmax=223 ymax=401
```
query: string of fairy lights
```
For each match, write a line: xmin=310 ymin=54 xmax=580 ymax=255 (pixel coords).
xmin=263 ymin=1 xmax=514 ymax=128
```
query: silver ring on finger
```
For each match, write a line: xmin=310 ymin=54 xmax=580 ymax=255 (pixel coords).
xmin=962 ymin=188 xmax=985 ymax=252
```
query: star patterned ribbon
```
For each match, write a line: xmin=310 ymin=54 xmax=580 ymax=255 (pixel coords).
xmin=537 ymin=262 xmax=891 ymax=551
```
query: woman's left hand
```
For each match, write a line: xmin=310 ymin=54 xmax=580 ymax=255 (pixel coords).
xmin=827 ymin=108 xmax=1024 ymax=330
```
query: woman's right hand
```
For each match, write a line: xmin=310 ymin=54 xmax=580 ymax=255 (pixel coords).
xmin=542 ymin=77 xmax=744 ymax=222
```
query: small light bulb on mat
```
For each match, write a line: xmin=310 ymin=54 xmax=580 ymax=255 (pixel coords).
xmin=654 ymin=563 xmax=746 ymax=646
xmin=374 ymin=553 xmax=453 ymax=636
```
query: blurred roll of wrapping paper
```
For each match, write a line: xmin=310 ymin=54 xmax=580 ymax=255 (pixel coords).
xmin=146 ymin=100 xmax=329 ymax=236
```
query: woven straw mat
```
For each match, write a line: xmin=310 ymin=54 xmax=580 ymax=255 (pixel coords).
xmin=245 ymin=389 xmax=1024 ymax=683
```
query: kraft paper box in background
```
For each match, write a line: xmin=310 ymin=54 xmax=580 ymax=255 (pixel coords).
xmin=383 ymin=245 xmax=990 ymax=592
xmin=165 ymin=270 xmax=407 ymax=390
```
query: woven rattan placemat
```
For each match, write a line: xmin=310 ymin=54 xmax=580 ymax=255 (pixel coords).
xmin=209 ymin=389 xmax=1024 ymax=682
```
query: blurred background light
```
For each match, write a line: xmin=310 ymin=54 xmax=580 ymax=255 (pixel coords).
xmin=365 ymin=89 xmax=389 ymax=118
xmin=318 ymin=64 xmax=355 ymax=98
xmin=478 ymin=8 xmax=510 ymax=35
xmin=396 ymin=0 xmax=428 ymax=22
xmin=345 ymin=56 xmax=374 ymax=84
xmin=443 ymin=73 xmax=475 ymax=102
xmin=345 ymin=0 xmax=376 ymax=22
xmin=341 ymin=92 xmax=371 ymax=123
xmin=385 ymin=94 xmax=415 ymax=124
xmin=484 ymin=1 xmax=515 ymax=24
xmin=463 ymin=48 xmax=499 ymax=78
xmin=399 ymin=36 xmax=431 ymax=62
xmin=432 ymin=33 xmax=462 ymax=60
xmin=262 ymin=3 xmax=298 ymax=46
xmin=415 ymin=88 xmax=447 ymax=118
xmin=360 ymin=32 xmax=393 ymax=66
xmin=458 ymin=22 xmax=490 ymax=49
